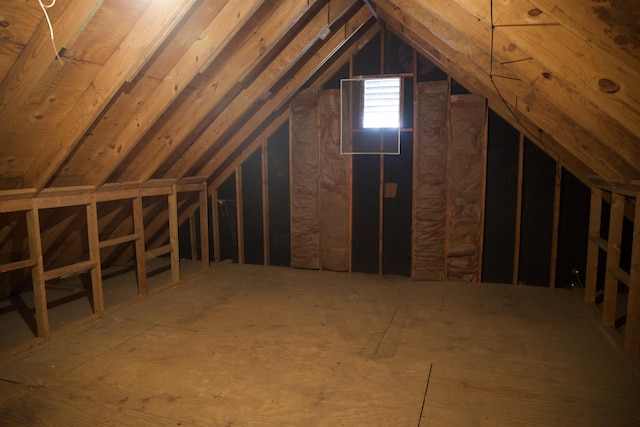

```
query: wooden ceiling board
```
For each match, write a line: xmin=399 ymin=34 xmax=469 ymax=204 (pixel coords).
xmin=0 ymin=60 xmax=102 ymax=188
xmin=530 ymin=0 xmax=640 ymax=74
xmin=0 ymin=0 xmax=104 ymax=132
xmin=78 ymin=0 xmax=266 ymax=188
xmin=208 ymin=24 xmax=380 ymax=191
xmin=49 ymin=74 xmax=161 ymax=187
xmin=454 ymin=0 xmax=640 ymax=158
xmin=373 ymin=0 xmax=638 ymax=182
xmin=106 ymin=85 xmax=199 ymax=182
xmin=0 ymin=42 xmax=22 ymax=95
xmin=62 ymin=0 xmax=151 ymax=65
xmin=0 ymin=0 xmax=43 ymax=46
xmin=139 ymin=0 xmax=230 ymax=81
xmin=165 ymin=0 xmax=345 ymax=179
xmin=21 ymin=0 xmax=198 ymax=191
xmin=113 ymin=0 xmax=327 ymax=183
xmin=375 ymin=3 xmax=597 ymax=182
xmin=193 ymin=6 xmax=373 ymax=180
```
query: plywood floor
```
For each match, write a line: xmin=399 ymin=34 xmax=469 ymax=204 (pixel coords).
xmin=1 ymin=263 xmax=639 ymax=426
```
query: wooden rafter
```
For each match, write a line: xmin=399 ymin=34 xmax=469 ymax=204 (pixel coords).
xmin=70 ymin=0 xmax=266 ymax=187
xmin=190 ymin=6 xmax=374 ymax=181
xmin=115 ymin=0 xmax=327 ymax=183
xmin=22 ymin=0 xmax=198 ymax=191
xmin=0 ymin=0 xmax=103 ymax=130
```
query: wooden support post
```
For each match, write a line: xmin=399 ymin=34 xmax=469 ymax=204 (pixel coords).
xmin=199 ymin=186 xmax=210 ymax=271
xmin=212 ymin=190 xmax=221 ymax=262
xmin=133 ymin=196 xmax=148 ymax=296
xmin=378 ymin=29 xmax=384 ymax=276
xmin=168 ymin=186 xmax=180 ymax=283
xmin=86 ymin=200 xmax=104 ymax=315
xmin=602 ymin=192 xmax=624 ymax=326
xmin=236 ymin=167 xmax=245 ymax=265
xmin=444 ymin=75 xmax=452 ymax=280
xmin=189 ymin=212 xmax=198 ymax=261
xmin=26 ymin=203 xmax=48 ymax=339
xmin=378 ymin=154 xmax=384 ymax=276
xmin=477 ymin=102 xmax=489 ymax=281
xmin=513 ymin=133 xmax=525 ymax=285
xmin=549 ymin=162 xmax=562 ymax=288
xmin=625 ymin=194 xmax=640 ymax=355
xmin=584 ymin=187 xmax=603 ymax=303
xmin=411 ymin=51 xmax=418 ymax=280
xmin=348 ymin=56 xmax=354 ymax=274
xmin=261 ymin=141 xmax=270 ymax=266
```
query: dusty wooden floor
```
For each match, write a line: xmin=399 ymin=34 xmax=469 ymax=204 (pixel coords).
xmin=1 ymin=263 xmax=639 ymax=426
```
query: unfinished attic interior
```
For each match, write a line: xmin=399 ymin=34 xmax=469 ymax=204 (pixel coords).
xmin=1 ymin=0 xmax=640 ymax=423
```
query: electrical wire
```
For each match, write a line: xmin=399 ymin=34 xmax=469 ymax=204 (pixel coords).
xmin=38 ymin=0 xmax=63 ymax=63
xmin=488 ymin=0 xmax=560 ymax=181
xmin=488 ymin=2 xmax=546 ymax=145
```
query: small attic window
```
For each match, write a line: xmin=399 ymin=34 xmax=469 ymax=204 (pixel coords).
xmin=340 ymin=76 xmax=403 ymax=154
xmin=362 ymin=77 xmax=401 ymax=129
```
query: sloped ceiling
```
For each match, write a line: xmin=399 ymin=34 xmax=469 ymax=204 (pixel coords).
xmin=0 ymin=0 xmax=638 ymax=194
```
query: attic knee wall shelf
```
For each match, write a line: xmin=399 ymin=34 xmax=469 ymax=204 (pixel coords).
xmin=585 ymin=176 xmax=640 ymax=356
xmin=0 ymin=178 xmax=209 ymax=356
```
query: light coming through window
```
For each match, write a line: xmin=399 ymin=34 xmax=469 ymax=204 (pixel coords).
xmin=362 ymin=77 xmax=401 ymax=129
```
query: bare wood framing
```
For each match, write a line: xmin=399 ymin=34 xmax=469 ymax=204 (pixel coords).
xmin=236 ymin=166 xmax=245 ymax=265
xmin=189 ymin=213 xmax=198 ymax=261
xmin=0 ymin=0 xmax=103 ymax=130
xmin=378 ymin=154 xmax=384 ymax=276
xmin=585 ymin=186 xmax=603 ymax=303
xmin=212 ymin=190 xmax=221 ymax=263
xmin=168 ymin=187 xmax=180 ymax=283
xmin=198 ymin=186 xmax=210 ymax=271
xmin=262 ymin=141 xmax=270 ymax=266
xmin=602 ymin=192 xmax=625 ymax=326
xmin=132 ymin=196 xmax=148 ymax=296
xmin=145 ymin=244 xmax=172 ymax=261
xmin=27 ymin=204 xmax=48 ymax=338
xmin=477 ymin=101 xmax=489 ymax=281
xmin=86 ymin=1 xmax=265 ymax=187
xmin=512 ymin=133 xmax=525 ymax=285
xmin=625 ymin=194 xmax=640 ymax=355
xmin=86 ymin=200 xmax=104 ymax=315
xmin=550 ymin=162 xmax=562 ymax=288
xmin=23 ymin=0 xmax=198 ymax=191
xmin=0 ymin=259 xmax=37 ymax=274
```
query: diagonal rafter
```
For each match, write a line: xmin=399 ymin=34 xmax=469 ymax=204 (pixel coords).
xmin=169 ymin=4 xmax=373 ymax=181
xmin=22 ymin=0 xmax=198 ymax=192
xmin=114 ymin=0 xmax=328 ymax=183
xmin=372 ymin=0 xmax=638 ymax=182
xmin=0 ymin=0 xmax=103 ymax=131
xmin=76 ymin=0 xmax=266 ymax=187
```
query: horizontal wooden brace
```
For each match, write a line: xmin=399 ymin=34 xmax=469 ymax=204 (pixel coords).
xmin=0 ymin=198 xmax=33 ymax=213
xmin=608 ymin=266 xmax=632 ymax=288
xmin=145 ymin=244 xmax=172 ymax=260
xmin=141 ymin=186 xmax=174 ymax=197
xmin=95 ymin=188 xmax=141 ymax=202
xmin=0 ymin=258 xmax=37 ymax=274
xmin=176 ymin=182 xmax=207 ymax=193
xmin=589 ymin=235 xmax=608 ymax=251
xmin=0 ymin=188 xmax=36 ymax=201
xmin=98 ymin=233 xmax=141 ymax=249
xmin=43 ymin=260 xmax=97 ymax=282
